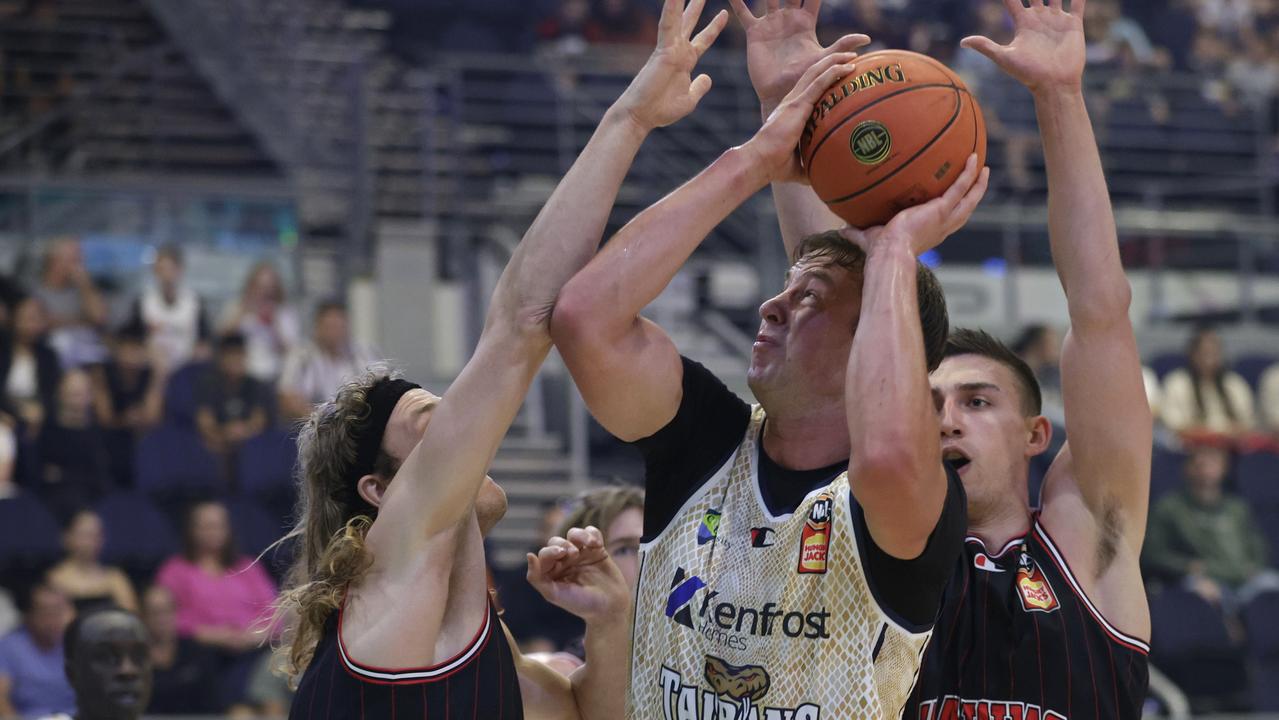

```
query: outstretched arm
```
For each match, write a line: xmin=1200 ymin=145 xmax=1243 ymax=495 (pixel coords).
xmin=552 ymin=50 xmax=861 ymax=441
xmin=964 ymin=0 xmax=1152 ymax=552
xmin=843 ymin=156 xmax=988 ymax=557
xmin=375 ymin=0 xmax=731 ymax=553
xmin=731 ymin=0 xmax=869 ymax=258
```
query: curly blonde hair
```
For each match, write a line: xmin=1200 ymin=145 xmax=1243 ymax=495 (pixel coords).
xmin=269 ymin=364 xmax=403 ymax=685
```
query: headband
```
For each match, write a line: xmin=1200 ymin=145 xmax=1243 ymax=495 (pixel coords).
xmin=337 ymin=378 xmax=420 ymax=510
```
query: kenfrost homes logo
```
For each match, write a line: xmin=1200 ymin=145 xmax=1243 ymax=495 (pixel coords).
xmin=665 ymin=568 xmax=831 ymax=652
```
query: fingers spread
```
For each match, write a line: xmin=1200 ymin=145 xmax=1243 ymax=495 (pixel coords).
xmin=691 ymin=9 xmax=728 ymax=56
xmin=682 ymin=0 xmax=708 ymax=38
xmin=827 ymin=33 xmax=871 ymax=54
xmin=727 ymin=0 xmax=757 ymax=25
xmin=801 ymin=59 xmax=857 ymax=104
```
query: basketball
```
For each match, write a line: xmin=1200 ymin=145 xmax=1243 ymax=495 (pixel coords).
xmin=799 ymin=49 xmax=987 ymax=229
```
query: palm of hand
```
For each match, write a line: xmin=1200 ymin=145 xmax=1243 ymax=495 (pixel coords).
xmin=544 ymin=563 xmax=623 ymax=620
xmin=632 ymin=48 xmax=701 ymax=128
xmin=1001 ymin=11 xmax=1085 ymax=89
xmin=746 ymin=10 xmax=823 ymax=104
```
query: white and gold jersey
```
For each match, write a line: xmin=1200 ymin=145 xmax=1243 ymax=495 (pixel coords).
xmin=629 ymin=406 xmax=936 ymax=720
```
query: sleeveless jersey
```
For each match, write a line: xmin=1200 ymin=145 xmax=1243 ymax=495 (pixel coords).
xmin=907 ymin=517 xmax=1150 ymax=720
xmin=630 ymin=405 xmax=934 ymax=720
xmin=290 ymin=600 xmax=523 ymax=719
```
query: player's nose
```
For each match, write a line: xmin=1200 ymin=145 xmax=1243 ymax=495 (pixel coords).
xmin=938 ymin=400 xmax=963 ymax=437
xmin=758 ymin=293 xmax=786 ymax=326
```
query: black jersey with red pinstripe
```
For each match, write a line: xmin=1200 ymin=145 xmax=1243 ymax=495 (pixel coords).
xmin=289 ymin=600 xmax=523 ymax=719
xmin=906 ymin=516 xmax=1149 ymax=720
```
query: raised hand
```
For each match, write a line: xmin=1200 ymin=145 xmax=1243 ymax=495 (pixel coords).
xmin=729 ymin=0 xmax=870 ymax=113
xmin=840 ymin=154 xmax=989 ymax=256
xmin=526 ymin=526 xmax=629 ymax=626
xmin=742 ymin=51 xmax=859 ymax=183
xmin=618 ymin=0 xmax=730 ymax=131
xmin=961 ymin=0 xmax=1086 ymax=95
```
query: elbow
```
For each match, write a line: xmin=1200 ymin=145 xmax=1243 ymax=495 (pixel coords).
xmin=1069 ymin=280 xmax=1132 ymax=330
xmin=549 ymin=282 xmax=606 ymax=346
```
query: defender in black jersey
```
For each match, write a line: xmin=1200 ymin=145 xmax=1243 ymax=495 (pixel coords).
xmin=906 ymin=1 xmax=1154 ymax=717
xmin=273 ymin=2 xmax=733 ymax=717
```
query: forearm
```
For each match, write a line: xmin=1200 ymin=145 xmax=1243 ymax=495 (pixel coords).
xmin=1035 ymin=88 xmax=1130 ymax=325
xmin=570 ymin=611 xmax=633 ymax=720
xmin=848 ymin=244 xmax=935 ymax=475
xmin=771 ymin=182 xmax=846 ymax=260
xmin=555 ymin=146 xmax=766 ymax=338
xmin=490 ymin=107 xmax=650 ymax=330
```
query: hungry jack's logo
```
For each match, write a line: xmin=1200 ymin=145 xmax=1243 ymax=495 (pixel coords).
xmin=797 ymin=493 xmax=834 ymax=574
xmin=1015 ymin=553 xmax=1059 ymax=613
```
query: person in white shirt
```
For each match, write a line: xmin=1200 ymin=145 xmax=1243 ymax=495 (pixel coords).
xmin=218 ymin=262 xmax=301 ymax=383
xmin=278 ymin=301 xmax=378 ymax=420
xmin=1160 ymin=326 xmax=1257 ymax=439
xmin=130 ymin=244 xmax=209 ymax=369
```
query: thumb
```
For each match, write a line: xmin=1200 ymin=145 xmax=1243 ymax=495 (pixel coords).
xmin=689 ymin=74 xmax=714 ymax=106
xmin=960 ymin=35 xmax=1005 ymax=63
xmin=526 ymin=553 xmax=544 ymax=586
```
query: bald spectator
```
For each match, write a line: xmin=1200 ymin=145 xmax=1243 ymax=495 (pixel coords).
xmin=277 ymin=301 xmax=377 ymax=421
xmin=59 ymin=608 xmax=152 ymax=720
xmin=0 ymin=584 xmax=75 ymax=718
xmin=34 ymin=239 xmax=107 ymax=367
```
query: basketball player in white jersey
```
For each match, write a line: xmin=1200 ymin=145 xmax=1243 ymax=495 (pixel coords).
xmin=550 ymin=27 xmax=991 ymax=720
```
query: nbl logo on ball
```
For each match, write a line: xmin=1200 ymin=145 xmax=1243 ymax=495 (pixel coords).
xmin=850 ymin=121 xmax=892 ymax=165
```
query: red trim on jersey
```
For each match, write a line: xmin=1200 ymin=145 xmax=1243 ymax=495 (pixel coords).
xmin=337 ymin=600 xmax=495 ymax=685
xmin=1031 ymin=519 xmax=1151 ymax=655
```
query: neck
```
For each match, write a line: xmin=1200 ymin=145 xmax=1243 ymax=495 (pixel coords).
xmin=760 ymin=400 xmax=850 ymax=471
xmin=70 ymin=556 xmax=97 ymax=570
xmin=965 ymin=477 xmax=1033 ymax=549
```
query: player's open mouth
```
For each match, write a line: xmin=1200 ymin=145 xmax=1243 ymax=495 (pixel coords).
xmin=943 ymin=449 xmax=971 ymax=474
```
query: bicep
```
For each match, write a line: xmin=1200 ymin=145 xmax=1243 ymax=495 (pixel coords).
xmin=853 ymin=463 xmax=952 ymax=560
xmin=556 ymin=315 xmax=683 ymax=442
xmin=1054 ymin=327 xmax=1153 ymax=537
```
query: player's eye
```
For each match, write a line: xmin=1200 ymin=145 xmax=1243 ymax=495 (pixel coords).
xmin=968 ymin=397 xmax=989 ymax=408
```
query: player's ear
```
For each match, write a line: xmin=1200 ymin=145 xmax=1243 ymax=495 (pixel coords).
xmin=357 ymin=474 xmax=389 ymax=509
xmin=1025 ymin=415 xmax=1053 ymax=458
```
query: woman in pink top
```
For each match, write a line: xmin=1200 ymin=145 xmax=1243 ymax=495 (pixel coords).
xmin=154 ymin=499 xmax=276 ymax=712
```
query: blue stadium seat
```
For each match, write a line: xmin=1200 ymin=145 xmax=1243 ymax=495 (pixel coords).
xmin=236 ymin=429 xmax=297 ymax=499
xmin=162 ymin=361 xmax=210 ymax=428
xmin=1149 ymin=587 xmax=1246 ymax=701
xmin=135 ymin=424 xmax=222 ymax=498
xmin=1237 ymin=453 xmax=1279 ymax=509
xmin=225 ymin=496 xmax=291 ymax=580
xmin=0 ymin=494 xmax=62 ymax=591
xmin=1150 ymin=447 xmax=1188 ymax=505
xmin=1148 ymin=353 xmax=1185 ymax=381
xmin=1234 ymin=355 xmax=1277 ymax=392
xmin=95 ymin=492 xmax=178 ymax=582
xmin=1244 ymin=592 xmax=1279 ymax=712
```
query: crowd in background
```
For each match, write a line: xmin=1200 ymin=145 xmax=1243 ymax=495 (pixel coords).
xmin=0 ymin=238 xmax=379 ymax=717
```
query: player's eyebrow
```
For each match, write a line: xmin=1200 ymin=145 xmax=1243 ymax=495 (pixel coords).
xmin=956 ymin=382 xmax=1002 ymax=394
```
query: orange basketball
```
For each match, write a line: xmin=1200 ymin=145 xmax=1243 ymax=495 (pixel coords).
xmin=798 ymin=49 xmax=986 ymax=229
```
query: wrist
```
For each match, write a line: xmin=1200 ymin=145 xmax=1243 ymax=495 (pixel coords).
xmin=603 ymin=105 xmax=652 ymax=143
xmin=863 ymin=234 xmax=918 ymax=263
xmin=725 ymin=143 xmax=774 ymax=192
xmin=1030 ymin=84 xmax=1085 ymax=109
